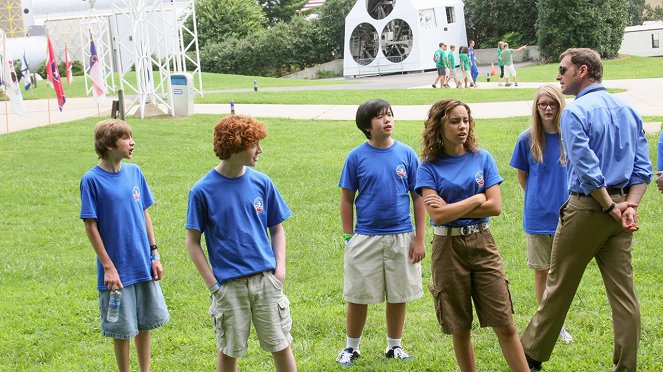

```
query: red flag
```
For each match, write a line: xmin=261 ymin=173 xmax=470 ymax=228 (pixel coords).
xmin=46 ymin=35 xmax=66 ymax=111
xmin=65 ymin=45 xmax=73 ymax=87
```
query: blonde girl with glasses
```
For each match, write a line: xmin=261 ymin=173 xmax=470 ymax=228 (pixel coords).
xmin=509 ymin=84 xmax=574 ymax=344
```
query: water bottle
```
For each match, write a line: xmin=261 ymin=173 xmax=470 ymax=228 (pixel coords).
xmin=107 ymin=289 xmax=122 ymax=323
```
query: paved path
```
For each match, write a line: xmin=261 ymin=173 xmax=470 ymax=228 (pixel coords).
xmin=2 ymin=71 xmax=662 ymax=135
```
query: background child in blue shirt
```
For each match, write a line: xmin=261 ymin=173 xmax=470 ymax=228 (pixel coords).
xmin=186 ymin=115 xmax=296 ymax=371
xmin=80 ymin=118 xmax=169 ymax=371
xmin=509 ymin=84 xmax=573 ymax=343
xmin=336 ymin=99 xmax=426 ymax=367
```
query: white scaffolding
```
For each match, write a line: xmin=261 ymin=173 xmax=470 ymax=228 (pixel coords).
xmin=77 ymin=0 xmax=201 ymax=118
xmin=80 ymin=9 xmax=116 ymax=99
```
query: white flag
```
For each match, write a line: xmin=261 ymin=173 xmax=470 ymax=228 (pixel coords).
xmin=2 ymin=54 xmax=26 ymax=116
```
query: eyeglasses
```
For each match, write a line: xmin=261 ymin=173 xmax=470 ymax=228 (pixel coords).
xmin=558 ymin=66 xmax=568 ymax=75
xmin=537 ymin=102 xmax=559 ymax=110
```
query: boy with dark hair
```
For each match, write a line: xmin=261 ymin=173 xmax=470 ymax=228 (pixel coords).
xmin=80 ymin=118 xmax=169 ymax=372
xmin=336 ymin=99 xmax=426 ymax=367
xmin=186 ymin=115 xmax=296 ymax=372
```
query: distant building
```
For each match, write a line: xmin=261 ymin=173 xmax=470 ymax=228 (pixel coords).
xmin=343 ymin=0 xmax=467 ymax=77
xmin=619 ymin=20 xmax=663 ymax=57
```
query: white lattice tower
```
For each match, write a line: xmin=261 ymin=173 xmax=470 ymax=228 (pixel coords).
xmin=80 ymin=10 xmax=116 ymax=97
xmin=0 ymin=0 xmax=23 ymax=37
xmin=112 ymin=0 xmax=173 ymax=118
xmin=170 ymin=0 xmax=202 ymax=96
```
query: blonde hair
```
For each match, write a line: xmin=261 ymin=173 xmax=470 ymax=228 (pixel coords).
xmin=530 ymin=84 xmax=566 ymax=164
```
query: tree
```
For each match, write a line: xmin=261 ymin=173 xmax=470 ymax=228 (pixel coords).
xmin=463 ymin=0 xmax=537 ymax=48
xmin=316 ymin=0 xmax=355 ymax=58
xmin=537 ymin=0 xmax=628 ymax=61
xmin=626 ymin=0 xmax=645 ymax=26
xmin=193 ymin=0 xmax=267 ymax=48
xmin=643 ymin=4 xmax=663 ymax=21
xmin=257 ymin=0 xmax=308 ymax=25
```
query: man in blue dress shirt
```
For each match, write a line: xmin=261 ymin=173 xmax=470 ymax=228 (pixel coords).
xmin=521 ymin=48 xmax=653 ymax=372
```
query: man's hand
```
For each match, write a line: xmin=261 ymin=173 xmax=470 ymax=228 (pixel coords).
xmin=656 ymin=171 xmax=663 ymax=193
xmin=408 ymin=239 xmax=426 ymax=264
xmin=424 ymin=193 xmax=446 ymax=208
xmin=620 ymin=206 xmax=639 ymax=232
xmin=609 ymin=201 xmax=639 ymax=231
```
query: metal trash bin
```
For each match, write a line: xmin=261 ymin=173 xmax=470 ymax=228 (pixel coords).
xmin=170 ymin=73 xmax=194 ymax=116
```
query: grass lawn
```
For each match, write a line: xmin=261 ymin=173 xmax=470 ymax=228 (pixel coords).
xmin=1 ymin=114 xmax=662 ymax=371
xmin=1 ymin=72 xmax=350 ymax=102
xmin=516 ymin=54 xmax=663 ymax=82
xmin=196 ymin=88 xmax=626 ymax=105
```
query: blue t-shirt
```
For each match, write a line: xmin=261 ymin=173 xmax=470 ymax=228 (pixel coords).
xmin=415 ymin=149 xmax=503 ymax=227
xmin=80 ymin=163 xmax=155 ymax=290
xmin=510 ymin=130 xmax=568 ymax=234
xmin=186 ymin=167 xmax=291 ymax=284
xmin=339 ymin=141 xmax=418 ymax=235
xmin=658 ymin=131 xmax=663 ymax=172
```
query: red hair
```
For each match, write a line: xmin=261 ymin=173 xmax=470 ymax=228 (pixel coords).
xmin=213 ymin=115 xmax=267 ymax=160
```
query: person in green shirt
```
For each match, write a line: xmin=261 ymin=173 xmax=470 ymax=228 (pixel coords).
xmin=447 ymin=45 xmax=461 ymax=88
xmin=432 ymin=42 xmax=448 ymax=88
xmin=497 ymin=41 xmax=505 ymax=86
xmin=501 ymin=42 xmax=528 ymax=87
xmin=459 ymin=46 xmax=472 ymax=89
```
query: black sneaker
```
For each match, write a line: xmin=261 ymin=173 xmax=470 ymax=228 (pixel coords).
xmin=385 ymin=346 xmax=413 ymax=361
xmin=336 ymin=347 xmax=360 ymax=367
xmin=525 ymin=354 xmax=542 ymax=371
xmin=432 ymin=84 xmax=437 ymax=88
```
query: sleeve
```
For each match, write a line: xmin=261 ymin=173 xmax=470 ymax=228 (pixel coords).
xmin=407 ymin=148 xmax=419 ymax=192
xmin=265 ymin=179 xmax=292 ymax=228
xmin=339 ymin=152 xmax=358 ymax=191
xmin=509 ymin=133 xmax=530 ymax=172
xmin=415 ymin=163 xmax=436 ymax=195
xmin=483 ymin=151 xmax=504 ymax=189
xmin=185 ymin=189 xmax=207 ymax=233
xmin=138 ymin=168 xmax=155 ymax=210
xmin=79 ymin=177 xmax=98 ymax=219
xmin=561 ymin=109 xmax=605 ymax=193
xmin=658 ymin=132 xmax=663 ymax=172
xmin=629 ymin=114 xmax=654 ymax=184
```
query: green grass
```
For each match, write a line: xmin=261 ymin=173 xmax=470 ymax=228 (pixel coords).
xmin=1 ymin=115 xmax=662 ymax=370
xmin=0 ymin=72 xmax=349 ymax=102
xmin=196 ymin=87 xmax=625 ymax=105
xmin=515 ymin=54 xmax=663 ymax=82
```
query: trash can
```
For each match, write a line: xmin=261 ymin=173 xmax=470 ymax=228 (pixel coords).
xmin=170 ymin=73 xmax=194 ymax=116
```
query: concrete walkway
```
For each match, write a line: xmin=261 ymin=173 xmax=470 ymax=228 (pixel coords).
xmin=2 ymin=73 xmax=662 ymax=135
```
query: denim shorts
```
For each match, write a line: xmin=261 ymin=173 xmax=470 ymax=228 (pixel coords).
xmin=98 ymin=280 xmax=169 ymax=339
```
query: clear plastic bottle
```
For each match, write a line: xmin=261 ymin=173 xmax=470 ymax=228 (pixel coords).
xmin=107 ymin=289 xmax=122 ymax=323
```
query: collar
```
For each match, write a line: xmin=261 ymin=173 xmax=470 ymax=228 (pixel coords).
xmin=576 ymin=83 xmax=607 ymax=99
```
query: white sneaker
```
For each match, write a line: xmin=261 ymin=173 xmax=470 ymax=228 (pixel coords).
xmin=559 ymin=327 xmax=573 ymax=343
xmin=336 ymin=347 xmax=360 ymax=367
xmin=385 ymin=346 xmax=413 ymax=361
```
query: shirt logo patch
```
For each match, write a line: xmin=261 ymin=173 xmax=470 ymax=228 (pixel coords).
xmin=396 ymin=164 xmax=406 ymax=178
xmin=132 ymin=186 xmax=141 ymax=201
xmin=254 ymin=197 xmax=264 ymax=213
xmin=475 ymin=171 xmax=485 ymax=186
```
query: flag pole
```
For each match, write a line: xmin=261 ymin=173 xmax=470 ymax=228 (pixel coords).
xmin=4 ymin=101 xmax=8 ymax=134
